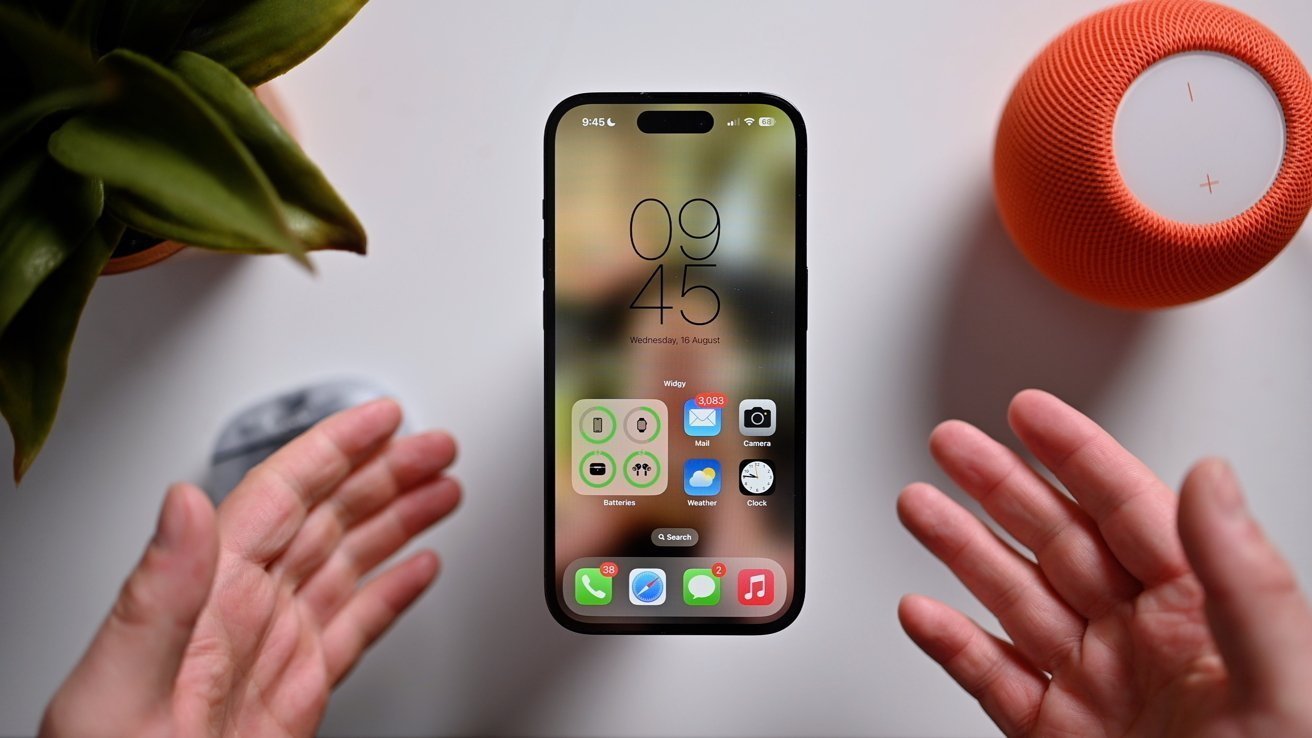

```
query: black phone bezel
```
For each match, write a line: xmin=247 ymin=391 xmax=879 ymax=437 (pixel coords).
xmin=543 ymin=92 xmax=807 ymax=635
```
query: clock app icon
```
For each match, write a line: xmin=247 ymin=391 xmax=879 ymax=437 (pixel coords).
xmin=738 ymin=459 xmax=775 ymax=496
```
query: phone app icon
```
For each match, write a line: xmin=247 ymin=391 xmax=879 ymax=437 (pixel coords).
xmin=683 ymin=568 xmax=720 ymax=605
xmin=574 ymin=567 xmax=612 ymax=606
xmin=629 ymin=568 xmax=666 ymax=605
xmin=684 ymin=398 xmax=722 ymax=437
xmin=739 ymin=399 xmax=777 ymax=436
xmin=683 ymin=459 xmax=722 ymax=495
xmin=737 ymin=568 xmax=775 ymax=606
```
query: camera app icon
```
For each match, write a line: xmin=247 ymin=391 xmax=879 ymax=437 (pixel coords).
xmin=739 ymin=399 xmax=777 ymax=437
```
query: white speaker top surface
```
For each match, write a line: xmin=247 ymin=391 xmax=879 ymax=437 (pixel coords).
xmin=1114 ymin=51 xmax=1286 ymax=226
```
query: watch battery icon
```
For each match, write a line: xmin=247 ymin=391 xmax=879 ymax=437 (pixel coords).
xmin=636 ymin=418 xmax=648 ymax=433
xmin=758 ymin=116 xmax=776 ymax=127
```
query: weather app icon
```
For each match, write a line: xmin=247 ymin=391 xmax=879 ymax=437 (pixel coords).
xmin=683 ymin=459 xmax=722 ymax=496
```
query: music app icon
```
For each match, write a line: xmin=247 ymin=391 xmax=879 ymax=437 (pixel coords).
xmin=736 ymin=569 xmax=774 ymax=606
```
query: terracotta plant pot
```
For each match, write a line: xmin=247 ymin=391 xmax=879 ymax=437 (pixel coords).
xmin=102 ymin=84 xmax=295 ymax=275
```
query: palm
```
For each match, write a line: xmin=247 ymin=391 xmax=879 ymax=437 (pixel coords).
xmin=1036 ymin=579 xmax=1221 ymax=736
xmin=39 ymin=400 xmax=461 ymax=738
xmin=172 ymin=401 xmax=460 ymax=736
xmin=899 ymin=391 xmax=1312 ymax=738
xmin=175 ymin=558 xmax=334 ymax=734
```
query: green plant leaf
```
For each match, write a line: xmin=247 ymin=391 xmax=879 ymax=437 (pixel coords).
xmin=0 ymin=217 xmax=122 ymax=483
xmin=0 ymin=88 xmax=104 ymax=157
xmin=0 ymin=6 xmax=100 ymax=91
xmin=0 ymin=0 xmax=74 ymax=27
xmin=169 ymin=51 xmax=365 ymax=253
xmin=48 ymin=49 xmax=307 ymax=261
xmin=181 ymin=0 xmax=368 ymax=86
xmin=0 ymin=5 xmax=109 ymax=153
xmin=61 ymin=0 xmax=107 ymax=48
xmin=104 ymin=0 xmax=207 ymax=59
xmin=0 ymin=138 xmax=104 ymax=340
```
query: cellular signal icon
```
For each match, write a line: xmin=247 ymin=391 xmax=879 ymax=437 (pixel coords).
xmin=726 ymin=119 xmax=736 ymax=127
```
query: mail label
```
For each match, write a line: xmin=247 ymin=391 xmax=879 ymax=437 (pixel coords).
xmin=684 ymin=398 xmax=723 ymax=437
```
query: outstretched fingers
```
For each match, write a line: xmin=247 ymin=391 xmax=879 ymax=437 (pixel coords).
xmin=898 ymin=483 xmax=1086 ymax=674
xmin=298 ymin=476 xmax=461 ymax=624
xmin=270 ymin=430 xmax=457 ymax=586
xmin=321 ymin=551 xmax=440 ymax=685
xmin=1177 ymin=459 xmax=1312 ymax=702
xmin=219 ymin=399 xmax=404 ymax=565
xmin=1007 ymin=390 xmax=1190 ymax=589
xmin=899 ymin=595 xmax=1047 ymax=737
xmin=42 ymin=485 xmax=219 ymax=735
xmin=929 ymin=420 xmax=1140 ymax=618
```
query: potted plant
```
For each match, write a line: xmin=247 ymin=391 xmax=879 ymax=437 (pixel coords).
xmin=0 ymin=0 xmax=371 ymax=482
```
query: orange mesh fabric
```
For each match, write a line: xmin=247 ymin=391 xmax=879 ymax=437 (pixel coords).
xmin=994 ymin=0 xmax=1312 ymax=309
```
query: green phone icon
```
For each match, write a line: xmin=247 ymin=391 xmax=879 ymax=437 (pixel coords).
xmin=574 ymin=567 xmax=612 ymax=605
xmin=683 ymin=568 xmax=720 ymax=605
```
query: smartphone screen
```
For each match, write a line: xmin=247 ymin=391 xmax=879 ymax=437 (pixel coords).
xmin=544 ymin=93 xmax=805 ymax=634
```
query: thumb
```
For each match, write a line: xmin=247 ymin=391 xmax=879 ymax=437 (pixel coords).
xmin=44 ymin=484 xmax=218 ymax=734
xmin=1177 ymin=458 xmax=1312 ymax=701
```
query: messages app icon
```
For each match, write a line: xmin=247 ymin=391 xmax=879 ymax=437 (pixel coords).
xmin=683 ymin=568 xmax=720 ymax=606
xmin=684 ymin=459 xmax=721 ymax=495
xmin=683 ymin=398 xmax=722 ymax=437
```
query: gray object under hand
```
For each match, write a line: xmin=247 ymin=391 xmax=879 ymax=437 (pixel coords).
xmin=207 ymin=379 xmax=402 ymax=504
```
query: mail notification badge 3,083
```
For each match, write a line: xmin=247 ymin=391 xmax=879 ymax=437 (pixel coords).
xmin=572 ymin=399 xmax=667 ymax=495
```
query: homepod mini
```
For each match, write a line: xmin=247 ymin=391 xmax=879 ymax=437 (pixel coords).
xmin=994 ymin=0 xmax=1312 ymax=309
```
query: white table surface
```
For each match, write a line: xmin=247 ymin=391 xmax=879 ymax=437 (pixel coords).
xmin=4 ymin=1 xmax=1312 ymax=736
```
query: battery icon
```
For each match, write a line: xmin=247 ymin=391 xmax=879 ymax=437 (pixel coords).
xmin=758 ymin=116 xmax=776 ymax=127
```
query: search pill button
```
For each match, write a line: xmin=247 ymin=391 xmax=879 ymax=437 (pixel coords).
xmin=651 ymin=528 xmax=698 ymax=547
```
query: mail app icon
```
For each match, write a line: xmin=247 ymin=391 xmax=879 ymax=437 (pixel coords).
xmin=683 ymin=399 xmax=722 ymax=437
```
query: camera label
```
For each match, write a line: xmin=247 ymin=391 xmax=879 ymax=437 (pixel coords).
xmin=738 ymin=399 xmax=777 ymax=437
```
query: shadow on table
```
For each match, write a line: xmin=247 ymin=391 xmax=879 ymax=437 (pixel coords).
xmin=927 ymin=194 xmax=1149 ymax=449
xmin=70 ymin=252 xmax=250 ymax=405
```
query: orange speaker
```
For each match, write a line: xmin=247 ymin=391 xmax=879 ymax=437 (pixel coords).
xmin=994 ymin=0 xmax=1312 ymax=309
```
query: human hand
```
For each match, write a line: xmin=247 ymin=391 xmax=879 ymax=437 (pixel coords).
xmin=899 ymin=390 xmax=1312 ymax=737
xmin=40 ymin=399 xmax=460 ymax=738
